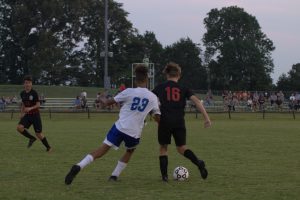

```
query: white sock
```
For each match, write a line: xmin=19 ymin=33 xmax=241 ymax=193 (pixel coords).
xmin=111 ymin=161 xmax=127 ymax=177
xmin=77 ymin=154 xmax=94 ymax=169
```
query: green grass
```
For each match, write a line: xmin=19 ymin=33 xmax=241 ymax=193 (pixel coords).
xmin=0 ymin=113 xmax=299 ymax=200
xmin=0 ymin=85 xmax=113 ymax=98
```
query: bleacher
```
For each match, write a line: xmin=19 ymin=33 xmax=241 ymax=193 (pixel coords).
xmin=1 ymin=98 xmax=297 ymax=120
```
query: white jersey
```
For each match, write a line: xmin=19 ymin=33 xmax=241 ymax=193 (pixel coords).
xmin=114 ymin=87 xmax=160 ymax=138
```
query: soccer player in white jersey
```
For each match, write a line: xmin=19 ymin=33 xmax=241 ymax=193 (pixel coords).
xmin=65 ymin=65 xmax=160 ymax=185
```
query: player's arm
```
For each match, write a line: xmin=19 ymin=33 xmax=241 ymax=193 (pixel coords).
xmin=99 ymin=96 xmax=117 ymax=106
xmin=190 ymin=95 xmax=211 ymax=128
xmin=23 ymin=101 xmax=40 ymax=113
xmin=20 ymin=102 xmax=25 ymax=118
xmin=152 ymin=114 xmax=160 ymax=123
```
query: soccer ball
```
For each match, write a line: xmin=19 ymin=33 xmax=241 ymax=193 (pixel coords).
xmin=173 ymin=166 xmax=189 ymax=181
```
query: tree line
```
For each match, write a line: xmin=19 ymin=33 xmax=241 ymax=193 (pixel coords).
xmin=0 ymin=1 xmax=299 ymax=90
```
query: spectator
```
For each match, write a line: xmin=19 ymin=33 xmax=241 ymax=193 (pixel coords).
xmin=276 ymin=91 xmax=285 ymax=110
xmin=270 ymin=92 xmax=277 ymax=106
xmin=39 ymin=93 xmax=46 ymax=106
xmin=73 ymin=96 xmax=81 ymax=109
xmin=252 ymin=92 xmax=259 ymax=111
xmin=247 ymin=98 xmax=253 ymax=111
xmin=0 ymin=97 xmax=5 ymax=111
xmin=81 ymin=96 xmax=87 ymax=109
xmin=258 ymin=93 xmax=265 ymax=111
xmin=11 ymin=95 xmax=18 ymax=104
xmin=289 ymin=93 xmax=296 ymax=110
xmin=119 ymin=83 xmax=126 ymax=92
xmin=81 ymin=90 xmax=87 ymax=98
xmin=295 ymin=92 xmax=300 ymax=110
xmin=204 ymin=89 xmax=214 ymax=106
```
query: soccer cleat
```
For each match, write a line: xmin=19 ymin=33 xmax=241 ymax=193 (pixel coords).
xmin=162 ymin=176 xmax=168 ymax=182
xmin=27 ymin=138 xmax=37 ymax=148
xmin=65 ymin=165 xmax=81 ymax=185
xmin=46 ymin=147 xmax=52 ymax=152
xmin=198 ymin=160 xmax=208 ymax=179
xmin=108 ymin=176 xmax=118 ymax=181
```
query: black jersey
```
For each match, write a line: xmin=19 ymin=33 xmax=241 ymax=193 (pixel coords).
xmin=20 ymin=89 xmax=40 ymax=114
xmin=153 ymin=80 xmax=194 ymax=125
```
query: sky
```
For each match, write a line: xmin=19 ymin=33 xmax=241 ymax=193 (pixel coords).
xmin=115 ymin=0 xmax=300 ymax=83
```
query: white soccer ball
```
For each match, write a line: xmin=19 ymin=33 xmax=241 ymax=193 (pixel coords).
xmin=173 ymin=166 xmax=189 ymax=181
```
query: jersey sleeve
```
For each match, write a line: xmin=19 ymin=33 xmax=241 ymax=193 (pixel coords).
xmin=151 ymin=96 xmax=161 ymax=115
xmin=114 ymin=89 xmax=129 ymax=103
xmin=32 ymin=90 xmax=40 ymax=103
xmin=152 ymin=87 xmax=158 ymax=96
xmin=185 ymin=88 xmax=194 ymax=99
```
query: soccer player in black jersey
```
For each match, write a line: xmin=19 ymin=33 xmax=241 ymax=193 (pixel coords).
xmin=16 ymin=75 xmax=52 ymax=152
xmin=153 ymin=62 xmax=211 ymax=182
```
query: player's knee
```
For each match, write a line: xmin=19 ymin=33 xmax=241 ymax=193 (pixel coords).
xmin=176 ymin=146 xmax=186 ymax=155
xmin=35 ymin=133 xmax=44 ymax=140
xmin=17 ymin=125 xmax=24 ymax=133
xmin=126 ymin=148 xmax=135 ymax=153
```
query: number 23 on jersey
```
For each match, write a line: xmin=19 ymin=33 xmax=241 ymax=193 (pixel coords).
xmin=130 ymin=97 xmax=149 ymax=112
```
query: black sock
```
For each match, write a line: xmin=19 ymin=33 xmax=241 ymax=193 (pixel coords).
xmin=21 ymin=130 xmax=36 ymax=140
xmin=41 ymin=137 xmax=51 ymax=149
xmin=184 ymin=149 xmax=202 ymax=168
xmin=159 ymin=155 xmax=168 ymax=178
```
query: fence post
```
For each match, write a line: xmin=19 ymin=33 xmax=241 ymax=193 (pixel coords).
xmin=11 ymin=109 xmax=14 ymax=120
xmin=228 ymin=109 xmax=231 ymax=119
xmin=292 ymin=109 xmax=296 ymax=120
xmin=87 ymin=107 xmax=90 ymax=119
xmin=49 ymin=108 xmax=52 ymax=119
xmin=263 ymin=109 xmax=265 ymax=120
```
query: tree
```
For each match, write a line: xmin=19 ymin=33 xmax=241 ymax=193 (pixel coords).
xmin=0 ymin=0 xmax=85 ymax=84
xmin=0 ymin=0 xmax=135 ymax=86
xmin=111 ymin=31 xmax=164 ymax=87
xmin=160 ymin=38 xmax=207 ymax=89
xmin=203 ymin=6 xmax=275 ymax=90
xmin=277 ymin=63 xmax=300 ymax=91
xmin=74 ymin=0 xmax=135 ymax=86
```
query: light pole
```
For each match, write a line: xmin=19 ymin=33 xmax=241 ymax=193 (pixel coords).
xmin=104 ymin=0 xmax=109 ymax=89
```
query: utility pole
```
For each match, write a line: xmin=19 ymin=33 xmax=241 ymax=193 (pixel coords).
xmin=104 ymin=0 xmax=109 ymax=89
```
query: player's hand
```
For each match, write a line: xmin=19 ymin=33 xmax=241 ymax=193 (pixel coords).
xmin=204 ymin=120 xmax=211 ymax=128
xmin=20 ymin=113 xmax=25 ymax=119
xmin=23 ymin=107 xmax=32 ymax=113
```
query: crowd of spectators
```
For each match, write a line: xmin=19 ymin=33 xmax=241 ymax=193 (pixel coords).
xmin=0 ymin=96 xmax=18 ymax=111
xmin=220 ymin=90 xmax=300 ymax=112
xmin=73 ymin=91 xmax=88 ymax=109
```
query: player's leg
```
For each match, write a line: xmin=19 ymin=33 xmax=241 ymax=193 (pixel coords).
xmin=159 ymin=144 xmax=169 ymax=182
xmin=65 ymin=143 xmax=111 ymax=185
xmin=109 ymin=148 xmax=135 ymax=181
xmin=33 ymin=114 xmax=51 ymax=152
xmin=109 ymin=133 xmax=140 ymax=181
xmin=174 ymin=127 xmax=208 ymax=179
xmin=65 ymin=124 xmax=121 ymax=185
xmin=17 ymin=115 xmax=36 ymax=148
xmin=158 ymin=125 xmax=171 ymax=182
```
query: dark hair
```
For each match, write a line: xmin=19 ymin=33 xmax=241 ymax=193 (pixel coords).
xmin=23 ymin=75 xmax=33 ymax=82
xmin=163 ymin=62 xmax=181 ymax=77
xmin=135 ymin=64 xmax=148 ymax=83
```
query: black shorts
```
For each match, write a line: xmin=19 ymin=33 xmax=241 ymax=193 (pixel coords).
xmin=158 ymin=123 xmax=186 ymax=147
xmin=19 ymin=113 xmax=42 ymax=133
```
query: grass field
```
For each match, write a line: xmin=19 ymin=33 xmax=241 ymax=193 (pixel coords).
xmin=0 ymin=113 xmax=299 ymax=200
xmin=0 ymin=85 xmax=108 ymax=98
